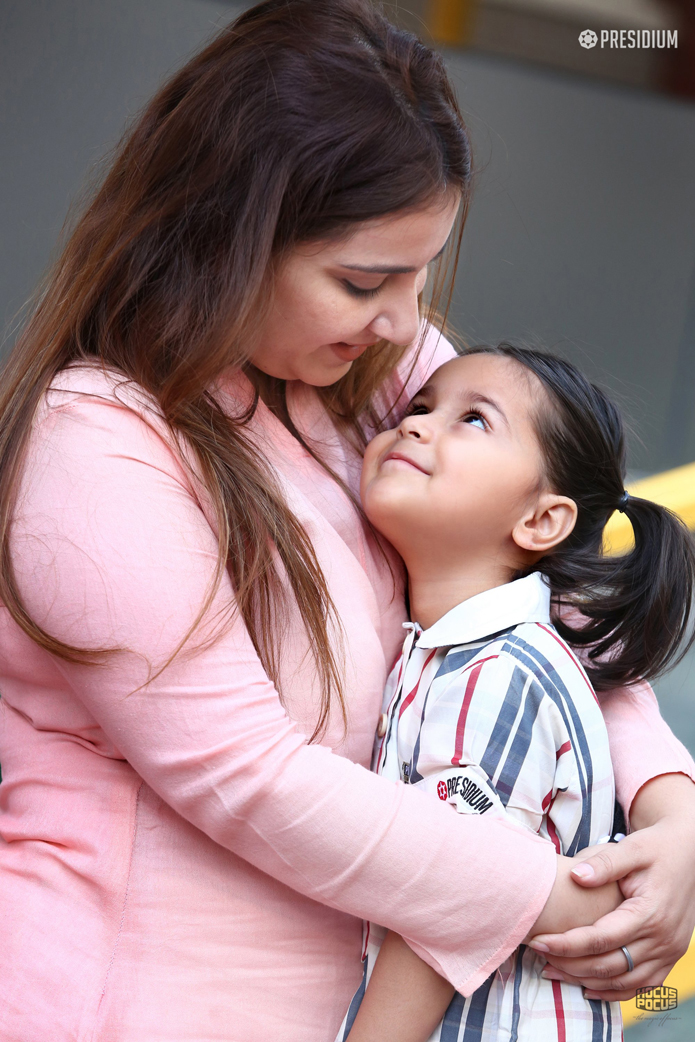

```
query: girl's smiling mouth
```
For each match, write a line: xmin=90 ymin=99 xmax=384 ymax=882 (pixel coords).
xmin=381 ymin=449 xmax=430 ymax=474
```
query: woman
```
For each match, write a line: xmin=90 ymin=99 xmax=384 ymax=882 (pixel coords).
xmin=0 ymin=2 xmax=693 ymax=1040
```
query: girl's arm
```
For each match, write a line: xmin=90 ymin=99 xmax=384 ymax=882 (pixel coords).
xmin=346 ymin=932 xmax=455 ymax=1042
xmin=347 ymin=863 xmax=622 ymax=1042
xmin=525 ymin=850 xmax=622 ymax=938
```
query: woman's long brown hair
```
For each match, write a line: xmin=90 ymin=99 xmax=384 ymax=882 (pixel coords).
xmin=0 ymin=0 xmax=471 ymax=741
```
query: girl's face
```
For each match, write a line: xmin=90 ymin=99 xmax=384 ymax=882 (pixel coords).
xmin=361 ymin=353 xmax=566 ymax=574
xmin=250 ymin=194 xmax=460 ymax=386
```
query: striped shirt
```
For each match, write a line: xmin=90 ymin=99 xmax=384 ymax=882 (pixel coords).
xmin=336 ymin=572 xmax=621 ymax=1042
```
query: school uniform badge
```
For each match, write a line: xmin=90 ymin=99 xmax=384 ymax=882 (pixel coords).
xmin=423 ymin=764 xmax=506 ymax=817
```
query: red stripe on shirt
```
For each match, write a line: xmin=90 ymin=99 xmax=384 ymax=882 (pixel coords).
xmin=374 ymin=648 xmax=436 ymax=774
xmin=361 ymin=921 xmax=371 ymax=962
xmin=551 ymin=979 xmax=566 ymax=1042
xmin=556 ymin=740 xmax=572 ymax=760
xmin=537 ymin=623 xmax=600 ymax=705
xmin=546 ymin=813 xmax=562 ymax=854
xmin=399 ymin=649 xmax=437 ymax=719
xmin=450 ymin=656 xmax=498 ymax=766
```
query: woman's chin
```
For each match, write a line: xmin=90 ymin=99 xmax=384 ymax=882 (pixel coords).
xmin=298 ymin=357 xmax=354 ymax=387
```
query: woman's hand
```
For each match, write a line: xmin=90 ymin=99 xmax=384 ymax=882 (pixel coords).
xmin=528 ymin=773 xmax=695 ymax=1001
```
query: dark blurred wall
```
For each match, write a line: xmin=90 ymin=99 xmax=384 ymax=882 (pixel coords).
xmin=0 ymin=0 xmax=241 ymax=350
xmin=2 ymin=0 xmax=695 ymax=475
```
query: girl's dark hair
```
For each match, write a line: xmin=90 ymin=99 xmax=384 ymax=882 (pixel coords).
xmin=466 ymin=344 xmax=695 ymax=690
xmin=0 ymin=0 xmax=471 ymax=740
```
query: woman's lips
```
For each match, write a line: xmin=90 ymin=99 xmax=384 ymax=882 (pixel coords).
xmin=329 ymin=342 xmax=371 ymax=363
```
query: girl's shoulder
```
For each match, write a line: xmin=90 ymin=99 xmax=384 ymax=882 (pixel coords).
xmin=500 ymin=619 xmax=600 ymax=710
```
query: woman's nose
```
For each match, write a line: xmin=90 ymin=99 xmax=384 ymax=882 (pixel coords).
xmin=368 ymin=284 xmax=422 ymax=347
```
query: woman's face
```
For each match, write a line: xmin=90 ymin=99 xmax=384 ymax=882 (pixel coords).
xmin=251 ymin=194 xmax=460 ymax=386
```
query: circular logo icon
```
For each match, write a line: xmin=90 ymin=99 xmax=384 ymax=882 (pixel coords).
xmin=579 ymin=29 xmax=598 ymax=48
xmin=437 ymin=780 xmax=448 ymax=801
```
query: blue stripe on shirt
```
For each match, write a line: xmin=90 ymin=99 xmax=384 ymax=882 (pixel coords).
xmin=440 ymin=990 xmax=467 ymax=1041
xmin=502 ymin=635 xmax=595 ymax=853
xmin=477 ymin=663 xmax=530 ymax=797
xmin=461 ymin=975 xmax=496 ymax=1041
xmin=483 ymin=669 xmax=546 ymax=806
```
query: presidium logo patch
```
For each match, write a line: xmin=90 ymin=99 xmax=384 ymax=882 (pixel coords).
xmin=437 ymin=774 xmax=494 ymax=813
xmin=425 ymin=764 xmax=507 ymax=818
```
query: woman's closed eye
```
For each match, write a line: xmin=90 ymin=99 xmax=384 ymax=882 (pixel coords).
xmin=342 ymin=279 xmax=384 ymax=299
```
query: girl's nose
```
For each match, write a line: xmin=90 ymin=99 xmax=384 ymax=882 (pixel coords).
xmin=399 ymin=413 xmax=431 ymax=441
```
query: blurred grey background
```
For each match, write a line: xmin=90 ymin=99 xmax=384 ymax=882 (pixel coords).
xmin=2 ymin=0 xmax=695 ymax=475
xmin=1 ymin=2 xmax=694 ymax=1030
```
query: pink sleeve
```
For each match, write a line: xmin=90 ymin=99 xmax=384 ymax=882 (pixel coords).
xmin=399 ymin=323 xmax=458 ymax=393
xmin=11 ymin=389 xmax=555 ymax=997
xmin=599 ymin=681 xmax=695 ymax=824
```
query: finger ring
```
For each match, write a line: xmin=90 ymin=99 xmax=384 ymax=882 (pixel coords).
xmin=621 ymin=946 xmax=635 ymax=972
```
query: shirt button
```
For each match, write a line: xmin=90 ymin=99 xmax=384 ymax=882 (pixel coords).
xmin=377 ymin=713 xmax=388 ymax=738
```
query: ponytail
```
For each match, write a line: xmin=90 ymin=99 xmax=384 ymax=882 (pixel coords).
xmin=465 ymin=344 xmax=695 ymax=690
xmin=550 ymin=494 xmax=695 ymax=689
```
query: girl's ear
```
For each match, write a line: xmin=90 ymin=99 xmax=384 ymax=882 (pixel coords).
xmin=512 ymin=493 xmax=578 ymax=554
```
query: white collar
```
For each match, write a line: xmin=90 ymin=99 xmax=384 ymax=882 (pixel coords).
xmin=413 ymin=572 xmax=551 ymax=649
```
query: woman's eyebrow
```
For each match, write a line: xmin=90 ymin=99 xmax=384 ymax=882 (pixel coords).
xmin=340 ymin=241 xmax=449 ymax=276
xmin=342 ymin=263 xmax=417 ymax=274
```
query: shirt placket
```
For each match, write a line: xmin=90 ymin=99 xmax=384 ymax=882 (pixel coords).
xmin=377 ymin=623 xmax=422 ymax=779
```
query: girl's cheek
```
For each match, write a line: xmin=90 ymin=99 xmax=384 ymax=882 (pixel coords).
xmin=367 ymin=430 xmax=391 ymax=457
xmin=360 ymin=444 xmax=377 ymax=485
xmin=361 ymin=433 xmax=391 ymax=487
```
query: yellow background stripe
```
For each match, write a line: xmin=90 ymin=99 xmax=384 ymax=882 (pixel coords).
xmin=603 ymin=460 xmax=695 ymax=555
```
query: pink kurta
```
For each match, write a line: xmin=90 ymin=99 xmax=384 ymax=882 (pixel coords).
xmin=0 ymin=328 xmax=693 ymax=1042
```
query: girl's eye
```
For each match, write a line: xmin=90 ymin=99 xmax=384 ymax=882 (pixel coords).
xmin=463 ymin=411 xmax=487 ymax=431
xmin=342 ymin=280 xmax=383 ymax=300
xmin=406 ymin=403 xmax=428 ymax=416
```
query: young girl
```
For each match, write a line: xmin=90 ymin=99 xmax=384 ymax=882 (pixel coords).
xmin=337 ymin=344 xmax=695 ymax=1042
